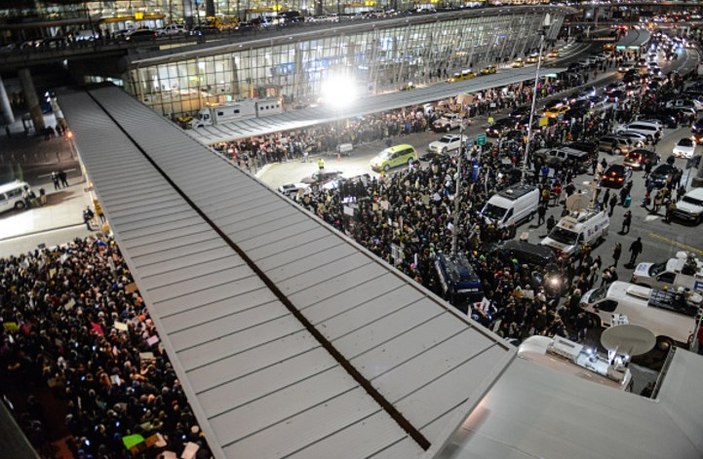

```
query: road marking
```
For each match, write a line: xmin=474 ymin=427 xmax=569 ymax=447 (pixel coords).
xmin=644 ymin=215 xmax=660 ymax=222
xmin=648 ymin=232 xmax=703 ymax=256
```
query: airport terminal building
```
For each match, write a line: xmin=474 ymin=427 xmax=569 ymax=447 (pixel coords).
xmin=125 ymin=6 xmax=567 ymax=117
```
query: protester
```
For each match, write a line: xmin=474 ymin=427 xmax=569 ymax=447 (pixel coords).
xmin=0 ymin=236 xmax=212 ymax=458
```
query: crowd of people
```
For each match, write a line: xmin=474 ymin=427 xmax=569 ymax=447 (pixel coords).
xmin=213 ymin=68 xmax=598 ymax=170
xmin=282 ymin=51 xmax=696 ymax=342
xmin=0 ymin=236 xmax=212 ymax=458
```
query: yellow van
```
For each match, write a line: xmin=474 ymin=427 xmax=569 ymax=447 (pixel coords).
xmin=369 ymin=144 xmax=418 ymax=172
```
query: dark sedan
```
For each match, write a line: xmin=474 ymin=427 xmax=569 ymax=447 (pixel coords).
xmin=623 ymin=149 xmax=659 ymax=170
xmin=486 ymin=118 xmax=518 ymax=137
xmin=600 ymin=164 xmax=633 ymax=189
xmin=646 ymin=164 xmax=679 ymax=189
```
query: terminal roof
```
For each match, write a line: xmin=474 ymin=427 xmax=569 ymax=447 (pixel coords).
xmin=60 ymin=84 xmax=703 ymax=459
xmin=60 ymin=85 xmax=514 ymax=459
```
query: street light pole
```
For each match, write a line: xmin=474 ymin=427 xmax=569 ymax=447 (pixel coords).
xmin=521 ymin=17 xmax=551 ymax=184
xmin=451 ymin=122 xmax=466 ymax=258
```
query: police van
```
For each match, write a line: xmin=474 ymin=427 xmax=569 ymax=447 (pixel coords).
xmin=434 ymin=252 xmax=483 ymax=313
xmin=580 ymin=281 xmax=700 ymax=349
xmin=480 ymin=184 xmax=539 ymax=233
xmin=541 ymin=209 xmax=609 ymax=257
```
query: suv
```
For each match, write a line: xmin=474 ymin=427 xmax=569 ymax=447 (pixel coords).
xmin=432 ymin=113 xmax=463 ymax=132
xmin=599 ymin=135 xmax=632 ymax=155
xmin=674 ymin=188 xmax=703 ymax=224
xmin=615 ymin=122 xmax=661 ymax=140
xmin=536 ymin=147 xmax=592 ymax=173
xmin=496 ymin=240 xmax=556 ymax=267
xmin=566 ymin=141 xmax=598 ymax=158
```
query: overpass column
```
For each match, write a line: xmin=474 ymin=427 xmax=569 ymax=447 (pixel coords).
xmin=183 ymin=0 xmax=194 ymax=28
xmin=0 ymin=74 xmax=14 ymax=125
xmin=18 ymin=68 xmax=45 ymax=133
xmin=692 ymin=163 xmax=703 ymax=188
xmin=205 ymin=0 xmax=215 ymax=17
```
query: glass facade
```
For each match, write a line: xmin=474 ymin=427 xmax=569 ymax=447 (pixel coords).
xmin=127 ymin=9 xmax=563 ymax=117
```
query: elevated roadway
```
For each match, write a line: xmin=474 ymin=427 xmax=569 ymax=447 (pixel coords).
xmin=1 ymin=5 xmax=575 ymax=71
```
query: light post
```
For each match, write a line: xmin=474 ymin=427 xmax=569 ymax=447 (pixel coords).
xmin=451 ymin=122 xmax=471 ymax=258
xmin=451 ymin=124 xmax=464 ymax=258
xmin=521 ymin=14 xmax=552 ymax=185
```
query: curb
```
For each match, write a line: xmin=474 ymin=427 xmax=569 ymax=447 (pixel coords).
xmin=0 ymin=222 xmax=85 ymax=243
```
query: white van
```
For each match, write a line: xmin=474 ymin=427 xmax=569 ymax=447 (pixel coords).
xmin=541 ymin=209 xmax=609 ymax=257
xmin=0 ymin=181 xmax=30 ymax=214
xmin=580 ymin=281 xmax=700 ymax=349
xmin=517 ymin=335 xmax=632 ymax=391
xmin=480 ymin=184 xmax=539 ymax=232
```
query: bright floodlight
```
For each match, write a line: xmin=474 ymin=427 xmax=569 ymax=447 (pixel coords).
xmin=321 ymin=75 xmax=358 ymax=109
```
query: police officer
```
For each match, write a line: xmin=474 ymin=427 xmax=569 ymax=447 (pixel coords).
xmin=317 ymin=157 xmax=325 ymax=170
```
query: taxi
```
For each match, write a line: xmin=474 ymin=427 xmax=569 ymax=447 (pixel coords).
xmin=512 ymin=58 xmax=525 ymax=68
xmin=544 ymin=105 xmax=570 ymax=119
xmin=480 ymin=65 xmax=497 ymax=75
xmin=526 ymin=53 xmax=540 ymax=64
xmin=547 ymin=49 xmax=560 ymax=58
xmin=449 ymin=68 xmax=476 ymax=82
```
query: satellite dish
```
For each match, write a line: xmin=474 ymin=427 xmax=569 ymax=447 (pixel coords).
xmin=565 ymin=193 xmax=588 ymax=212
xmin=601 ymin=325 xmax=656 ymax=357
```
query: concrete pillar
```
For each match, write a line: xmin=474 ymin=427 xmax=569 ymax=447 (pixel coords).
xmin=692 ymin=162 xmax=703 ymax=188
xmin=182 ymin=0 xmax=194 ymax=28
xmin=205 ymin=0 xmax=215 ymax=17
xmin=18 ymin=68 xmax=45 ymax=133
xmin=0 ymin=74 xmax=14 ymax=125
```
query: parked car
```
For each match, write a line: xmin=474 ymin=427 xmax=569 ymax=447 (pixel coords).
xmin=486 ymin=117 xmax=517 ymax=137
xmin=674 ymin=188 xmax=703 ymax=224
xmin=600 ymin=164 xmax=633 ymax=189
xmin=300 ymin=169 xmax=343 ymax=186
xmin=428 ymin=134 xmax=466 ymax=154
xmin=159 ymin=23 xmax=187 ymax=35
xmin=432 ymin=113 xmax=464 ymax=132
xmin=599 ymin=135 xmax=632 ymax=155
xmin=666 ymin=99 xmax=703 ymax=111
xmin=623 ymin=149 xmax=659 ymax=170
xmin=534 ymin=147 xmax=593 ymax=174
xmin=615 ymin=121 xmax=661 ymax=140
xmin=638 ymin=114 xmax=677 ymax=129
xmin=189 ymin=25 xmax=221 ymax=36
xmin=673 ymin=137 xmax=696 ymax=158
xmin=125 ymin=29 xmax=159 ymax=41
xmin=617 ymin=131 xmax=649 ymax=147
xmin=544 ymin=105 xmax=570 ymax=119
xmin=448 ymin=68 xmax=476 ymax=82
xmin=369 ymin=144 xmax=418 ymax=172
xmin=565 ymin=140 xmax=599 ymax=158
xmin=646 ymin=164 xmax=679 ymax=189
